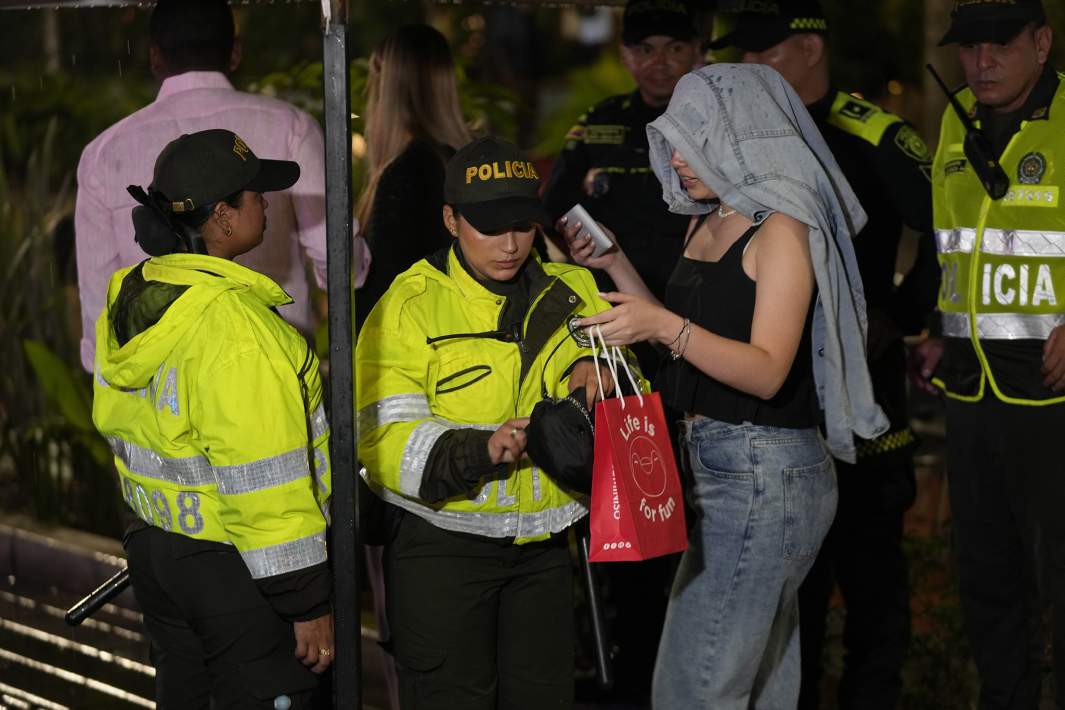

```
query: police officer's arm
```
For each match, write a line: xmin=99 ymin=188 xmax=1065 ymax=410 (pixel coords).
xmin=195 ymin=347 xmax=331 ymax=622
xmin=877 ymin=122 xmax=941 ymax=334
xmin=357 ymin=307 xmax=515 ymax=506
xmin=543 ymin=112 xmax=594 ymax=223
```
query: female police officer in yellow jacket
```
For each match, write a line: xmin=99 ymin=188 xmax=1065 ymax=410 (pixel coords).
xmin=92 ymin=129 xmax=333 ymax=709
xmin=357 ymin=137 xmax=629 ymax=710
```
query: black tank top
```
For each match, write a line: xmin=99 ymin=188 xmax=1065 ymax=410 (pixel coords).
xmin=660 ymin=220 xmax=818 ymax=429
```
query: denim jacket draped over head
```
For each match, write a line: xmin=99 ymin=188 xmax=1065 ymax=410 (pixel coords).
xmin=646 ymin=63 xmax=888 ymax=463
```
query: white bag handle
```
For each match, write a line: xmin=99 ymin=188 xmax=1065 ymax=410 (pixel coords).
xmin=590 ymin=325 xmax=643 ymax=409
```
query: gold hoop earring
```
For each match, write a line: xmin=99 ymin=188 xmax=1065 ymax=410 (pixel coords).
xmin=224 ymin=225 xmax=232 ymax=237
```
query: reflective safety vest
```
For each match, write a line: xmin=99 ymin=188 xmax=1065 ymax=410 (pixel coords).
xmin=932 ymin=73 xmax=1065 ymax=404
xmin=356 ymin=248 xmax=642 ymax=544
xmin=92 ymin=255 xmax=331 ymax=580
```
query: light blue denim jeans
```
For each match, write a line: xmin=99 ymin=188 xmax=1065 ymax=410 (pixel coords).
xmin=652 ymin=416 xmax=837 ymax=709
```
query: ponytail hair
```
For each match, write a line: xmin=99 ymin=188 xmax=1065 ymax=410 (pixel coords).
xmin=127 ymin=185 xmax=240 ymax=256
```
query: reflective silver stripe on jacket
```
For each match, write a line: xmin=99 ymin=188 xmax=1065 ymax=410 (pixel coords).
xmin=398 ymin=418 xmax=498 ymax=497
xmin=936 ymin=228 xmax=976 ymax=254
xmin=240 ymin=531 xmax=328 ymax=579
xmin=936 ymin=228 xmax=1065 ymax=257
xmin=310 ymin=403 xmax=329 ymax=441
xmin=942 ymin=312 xmax=1065 ymax=340
xmin=107 ymin=437 xmax=215 ymax=486
xmin=110 ymin=436 xmax=320 ymax=495
xmin=399 ymin=420 xmax=450 ymax=496
xmin=981 ymin=229 xmax=1065 ymax=256
xmin=374 ymin=484 xmax=588 ymax=539
xmin=214 ymin=449 xmax=311 ymax=495
xmin=357 ymin=394 xmax=431 ymax=437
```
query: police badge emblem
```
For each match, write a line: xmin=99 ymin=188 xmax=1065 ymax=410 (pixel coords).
xmin=1018 ymin=152 xmax=1046 ymax=185
xmin=894 ymin=125 xmax=932 ymax=163
xmin=568 ymin=316 xmax=592 ymax=348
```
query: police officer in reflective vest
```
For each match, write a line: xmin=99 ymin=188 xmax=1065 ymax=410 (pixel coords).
xmin=92 ymin=129 xmax=333 ymax=708
xmin=709 ymin=2 xmax=939 ymax=708
xmin=912 ymin=1 xmax=1065 ymax=706
xmin=357 ymin=137 xmax=634 ymax=710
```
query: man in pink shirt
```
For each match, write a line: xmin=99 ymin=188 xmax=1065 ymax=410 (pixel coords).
xmin=75 ymin=0 xmax=367 ymax=372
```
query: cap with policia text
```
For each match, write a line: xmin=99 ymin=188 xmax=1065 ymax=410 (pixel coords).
xmin=938 ymin=0 xmax=1046 ymax=46
xmin=622 ymin=0 xmax=697 ymax=45
xmin=151 ymin=129 xmax=300 ymax=214
xmin=708 ymin=0 xmax=827 ymax=53
xmin=444 ymin=136 xmax=551 ymax=234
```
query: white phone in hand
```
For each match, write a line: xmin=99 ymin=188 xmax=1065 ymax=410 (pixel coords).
xmin=563 ymin=203 xmax=614 ymax=258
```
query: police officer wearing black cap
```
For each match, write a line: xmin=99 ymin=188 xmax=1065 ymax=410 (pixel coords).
xmin=94 ymin=129 xmax=334 ymax=709
xmin=710 ymin=2 xmax=939 ymax=709
xmin=544 ymin=0 xmax=700 ymax=310
xmin=912 ymin=2 xmax=1064 ymax=707
xmin=542 ymin=4 xmax=702 ymax=700
xmin=356 ymin=137 xmax=627 ymax=710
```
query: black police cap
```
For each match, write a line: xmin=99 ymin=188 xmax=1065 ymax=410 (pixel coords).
xmin=622 ymin=0 xmax=697 ymax=45
xmin=443 ymin=136 xmax=550 ymax=234
xmin=709 ymin=0 xmax=827 ymax=53
xmin=938 ymin=0 xmax=1046 ymax=47
xmin=151 ymin=129 xmax=299 ymax=214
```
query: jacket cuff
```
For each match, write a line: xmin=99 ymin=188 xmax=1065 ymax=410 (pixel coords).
xmin=254 ymin=562 xmax=332 ymax=622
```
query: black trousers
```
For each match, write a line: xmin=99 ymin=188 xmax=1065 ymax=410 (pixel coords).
xmin=385 ymin=513 xmax=574 ymax=710
xmin=125 ymin=527 xmax=319 ymax=709
xmin=797 ymin=453 xmax=915 ymax=710
xmin=946 ymin=395 xmax=1065 ymax=710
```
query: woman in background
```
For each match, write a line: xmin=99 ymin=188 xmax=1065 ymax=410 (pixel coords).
xmin=355 ymin=23 xmax=473 ymax=328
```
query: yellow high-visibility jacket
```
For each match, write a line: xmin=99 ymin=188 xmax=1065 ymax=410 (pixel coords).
xmin=932 ymin=71 xmax=1065 ymax=404
xmin=357 ymin=247 xmax=643 ymax=544
xmin=93 ymin=255 xmax=330 ymax=580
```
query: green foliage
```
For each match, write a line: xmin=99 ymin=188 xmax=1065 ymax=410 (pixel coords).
xmin=0 ymin=117 xmax=122 ymax=536
xmin=0 ymin=72 xmax=153 ymax=190
xmin=22 ymin=340 xmax=110 ymax=469
xmin=532 ymin=52 xmax=635 ymax=158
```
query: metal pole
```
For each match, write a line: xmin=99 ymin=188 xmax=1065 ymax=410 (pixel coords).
xmin=322 ymin=1 xmax=359 ymax=707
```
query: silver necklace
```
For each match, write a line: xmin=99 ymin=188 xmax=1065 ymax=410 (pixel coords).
xmin=716 ymin=203 xmax=736 ymax=218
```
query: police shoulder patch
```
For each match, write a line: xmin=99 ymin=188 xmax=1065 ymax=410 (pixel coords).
xmin=828 ymin=92 xmax=901 ymax=146
xmin=1018 ymin=152 xmax=1047 ymax=185
xmin=894 ymin=124 xmax=932 ymax=164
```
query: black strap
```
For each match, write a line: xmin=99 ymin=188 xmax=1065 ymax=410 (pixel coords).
xmin=684 ymin=211 xmax=713 ymax=250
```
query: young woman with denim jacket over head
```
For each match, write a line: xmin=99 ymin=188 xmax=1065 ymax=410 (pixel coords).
xmin=561 ymin=63 xmax=886 ymax=709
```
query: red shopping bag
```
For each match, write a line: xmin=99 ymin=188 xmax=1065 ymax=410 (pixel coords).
xmin=587 ymin=330 xmax=687 ymax=562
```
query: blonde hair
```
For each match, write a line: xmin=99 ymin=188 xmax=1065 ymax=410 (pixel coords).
xmin=357 ymin=25 xmax=472 ymax=228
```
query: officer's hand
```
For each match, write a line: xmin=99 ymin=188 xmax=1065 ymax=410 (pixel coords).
xmin=1042 ymin=326 xmax=1065 ymax=391
xmin=568 ymin=359 xmax=614 ymax=409
xmin=556 ymin=215 xmax=618 ymax=271
xmin=294 ymin=612 xmax=334 ymax=674
xmin=488 ymin=417 xmax=531 ymax=464
xmin=907 ymin=337 xmax=944 ymax=395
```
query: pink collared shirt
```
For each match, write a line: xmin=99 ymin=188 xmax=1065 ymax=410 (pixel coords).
xmin=75 ymin=71 xmax=368 ymax=371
